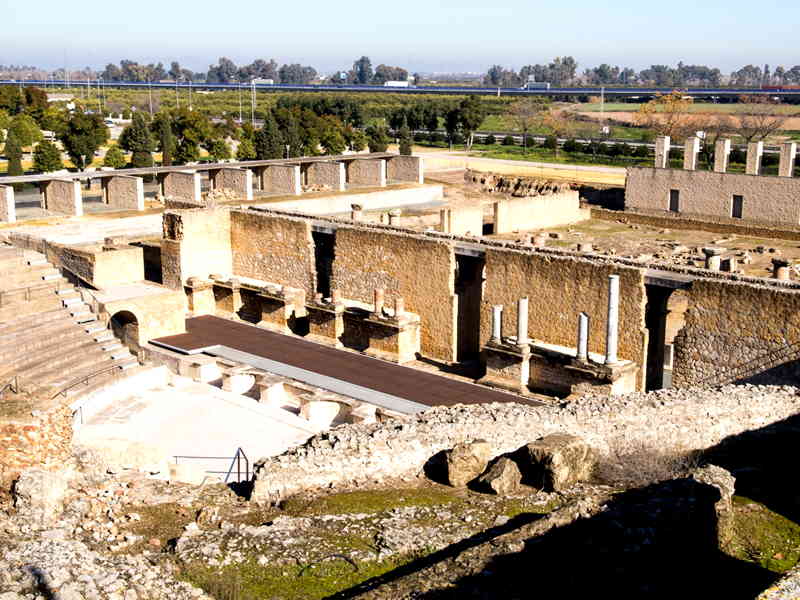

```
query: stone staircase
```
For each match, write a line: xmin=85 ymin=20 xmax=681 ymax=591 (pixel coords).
xmin=0 ymin=245 xmax=138 ymax=399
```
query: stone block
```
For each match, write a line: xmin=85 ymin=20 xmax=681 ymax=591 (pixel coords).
xmin=261 ymin=164 xmax=301 ymax=195
xmin=13 ymin=468 xmax=72 ymax=525
xmin=362 ymin=310 xmax=421 ymax=364
xmin=222 ymin=369 xmax=255 ymax=394
xmin=478 ymin=456 xmax=522 ymax=495
xmin=300 ymin=400 xmax=341 ymax=429
xmin=102 ymin=175 xmax=145 ymax=210
xmin=348 ymin=403 xmax=377 ymax=424
xmin=714 ymin=139 xmax=731 ymax=173
xmin=525 ymin=434 xmax=595 ymax=492
xmin=779 ymin=142 xmax=797 ymax=178
xmin=188 ymin=358 xmax=221 ymax=383
xmin=306 ymin=299 xmax=345 ymax=348
xmin=307 ymin=161 xmax=346 ymax=192
xmin=480 ymin=341 xmax=531 ymax=395
xmin=387 ymin=155 xmax=424 ymax=184
xmin=346 ymin=158 xmax=387 ymax=187
xmin=445 ymin=440 xmax=492 ymax=487
xmin=0 ymin=184 xmax=15 ymax=223
xmin=209 ymin=167 xmax=254 ymax=200
xmin=655 ymin=136 xmax=670 ymax=168
xmin=160 ymin=170 xmax=202 ymax=203
xmin=40 ymin=178 xmax=82 ymax=216
xmin=683 ymin=136 xmax=700 ymax=171
xmin=185 ymin=277 xmax=216 ymax=316
xmin=691 ymin=465 xmax=736 ymax=551
xmin=746 ymin=141 xmax=764 ymax=175
xmin=440 ymin=205 xmax=483 ymax=235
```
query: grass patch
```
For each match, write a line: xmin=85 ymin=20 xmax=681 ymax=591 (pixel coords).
xmin=731 ymin=496 xmax=800 ymax=573
xmin=574 ymin=102 xmax=800 ymax=115
xmin=280 ymin=486 xmax=463 ymax=516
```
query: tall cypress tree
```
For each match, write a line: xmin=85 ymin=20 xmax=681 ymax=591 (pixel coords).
xmin=399 ymin=117 xmax=413 ymax=155
xmin=119 ymin=113 xmax=155 ymax=168
xmin=33 ymin=139 xmax=63 ymax=172
xmin=5 ymin=130 xmax=23 ymax=190
xmin=254 ymin=111 xmax=284 ymax=159
xmin=158 ymin=117 xmax=175 ymax=167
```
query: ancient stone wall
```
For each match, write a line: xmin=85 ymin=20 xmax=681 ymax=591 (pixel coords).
xmin=102 ymin=176 xmax=144 ymax=211
xmin=230 ymin=210 xmax=317 ymax=296
xmin=0 ymin=185 xmax=15 ymax=223
xmin=0 ymin=399 xmax=72 ymax=493
xmin=481 ymin=248 xmax=648 ymax=388
xmin=626 ymin=167 xmax=800 ymax=225
xmin=210 ymin=168 xmax=253 ymax=201
xmin=42 ymin=179 xmax=82 ymax=216
xmin=346 ymin=159 xmax=387 ymax=187
xmin=494 ymin=191 xmax=587 ymax=233
xmin=673 ymin=279 xmax=800 ymax=386
xmin=440 ymin=206 xmax=484 ymax=236
xmin=387 ymin=156 xmax=424 ymax=184
xmin=306 ymin=162 xmax=345 ymax=192
xmin=262 ymin=165 xmax=301 ymax=195
xmin=251 ymin=385 xmax=800 ymax=504
xmin=332 ymin=226 xmax=456 ymax=361
xmin=161 ymin=208 xmax=232 ymax=289
xmin=161 ymin=171 xmax=201 ymax=203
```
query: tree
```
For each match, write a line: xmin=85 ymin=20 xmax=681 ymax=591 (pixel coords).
xmin=318 ymin=116 xmax=346 ymax=155
xmin=9 ymin=114 xmax=43 ymax=147
xmin=347 ymin=129 xmax=367 ymax=152
xmin=458 ymin=96 xmax=485 ymax=151
xmin=153 ymin=115 xmax=175 ymax=166
xmin=58 ymin=110 xmax=109 ymax=170
xmin=236 ymin=138 xmax=256 ymax=160
xmin=119 ymin=113 xmax=155 ymax=168
xmin=278 ymin=64 xmax=317 ymax=84
xmin=254 ymin=111 xmax=284 ymax=159
xmin=444 ymin=108 xmax=461 ymax=149
xmin=736 ymin=96 xmax=787 ymax=143
xmin=175 ymin=139 xmax=199 ymax=164
xmin=275 ymin=109 xmax=303 ymax=157
xmin=541 ymin=110 xmax=576 ymax=157
xmin=508 ymin=99 xmax=546 ymax=154
xmin=4 ymin=129 xmax=23 ymax=180
xmin=693 ymin=114 xmax=736 ymax=167
xmin=353 ymin=56 xmax=373 ymax=85
xmin=365 ymin=124 xmax=390 ymax=153
xmin=398 ymin=118 xmax=413 ymax=155
xmin=209 ymin=139 xmax=231 ymax=161
xmin=372 ymin=64 xmax=408 ymax=84
xmin=103 ymin=145 xmax=127 ymax=169
xmin=634 ymin=92 xmax=697 ymax=141
xmin=206 ymin=57 xmax=238 ymax=83
xmin=32 ymin=139 xmax=62 ymax=172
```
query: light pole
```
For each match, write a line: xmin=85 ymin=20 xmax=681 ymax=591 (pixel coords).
xmin=148 ymin=79 xmax=153 ymax=117
xmin=250 ymin=80 xmax=255 ymax=125
xmin=188 ymin=79 xmax=192 ymax=111
xmin=238 ymin=80 xmax=243 ymax=123
xmin=175 ymin=77 xmax=179 ymax=110
xmin=98 ymin=76 xmax=104 ymax=115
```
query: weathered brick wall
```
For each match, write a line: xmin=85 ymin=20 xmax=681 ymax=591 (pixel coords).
xmin=161 ymin=208 xmax=232 ymax=289
xmin=626 ymin=167 xmax=800 ymax=225
xmin=211 ymin=168 xmax=253 ymax=201
xmin=42 ymin=179 xmax=82 ymax=216
xmin=673 ymin=279 xmax=800 ymax=386
xmin=0 ymin=400 xmax=72 ymax=493
xmin=482 ymin=248 xmax=648 ymax=389
xmin=346 ymin=159 xmax=386 ymax=187
xmin=263 ymin=165 xmax=301 ymax=195
xmin=332 ymin=226 xmax=456 ymax=361
xmin=307 ymin=162 xmax=345 ymax=192
xmin=102 ymin=176 xmax=144 ymax=211
xmin=0 ymin=185 xmax=15 ymax=223
xmin=230 ymin=210 xmax=317 ymax=296
xmin=494 ymin=190 xmax=586 ymax=233
xmin=161 ymin=171 xmax=201 ymax=203
xmin=387 ymin=156 xmax=423 ymax=184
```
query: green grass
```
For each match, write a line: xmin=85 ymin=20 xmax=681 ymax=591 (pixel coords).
xmin=574 ymin=102 xmax=800 ymax=115
xmin=280 ymin=486 xmax=463 ymax=516
xmin=731 ymin=496 xmax=800 ymax=573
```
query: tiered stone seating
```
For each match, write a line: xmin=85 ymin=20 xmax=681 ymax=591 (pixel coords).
xmin=0 ymin=246 xmax=138 ymax=398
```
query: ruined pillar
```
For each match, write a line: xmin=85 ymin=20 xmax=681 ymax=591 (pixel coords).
xmin=655 ymin=136 xmax=671 ymax=169
xmin=439 ymin=208 xmax=451 ymax=233
xmin=373 ymin=288 xmax=385 ymax=316
xmin=779 ymin=142 xmax=797 ymax=178
xmin=516 ymin=297 xmax=529 ymax=346
xmin=160 ymin=170 xmax=202 ymax=203
xmin=386 ymin=155 xmax=424 ymax=184
xmin=307 ymin=161 xmax=346 ymax=192
xmin=577 ymin=312 xmax=589 ymax=362
xmin=209 ymin=167 xmax=254 ymax=201
xmin=40 ymin=178 xmax=83 ymax=216
xmin=101 ymin=175 xmax=145 ymax=211
xmin=261 ymin=164 xmax=302 ymax=196
xmin=490 ymin=305 xmax=503 ymax=343
xmin=533 ymin=234 xmax=547 ymax=248
xmin=185 ymin=277 xmax=216 ymax=316
xmin=346 ymin=158 xmax=387 ymax=187
xmin=746 ymin=141 xmax=764 ymax=176
xmin=394 ymin=296 xmax=405 ymax=316
xmin=605 ymin=275 xmax=620 ymax=365
xmin=772 ymin=258 xmax=791 ymax=281
xmin=683 ymin=136 xmax=700 ymax=171
xmin=0 ymin=185 xmax=15 ymax=223
xmin=578 ymin=243 xmax=593 ymax=253
xmin=714 ymin=139 xmax=732 ymax=173
xmin=703 ymin=247 xmax=724 ymax=271
xmin=350 ymin=203 xmax=363 ymax=221
xmin=388 ymin=208 xmax=402 ymax=226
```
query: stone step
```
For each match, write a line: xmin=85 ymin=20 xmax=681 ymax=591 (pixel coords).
xmin=101 ymin=341 xmax=123 ymax=352
xmin=1 ymin=331 xmax=98 ymax=377
xmin=34 ymin=353 xmax=128 ymax=395
xmin=93 ymin=331 xmax=114 ymax=343
xmin=20 ymin=345 xmax=117 ymax=389
xmin=62 ymin=297 xmax=83 ymax=307
xmin=0 ymin=319 xmax=85 ymax=360
xmin=0 ymin=296 xmax=64 ymax=322
xmin=109 ymin=349 xmax=132 ymax=361
xmin=63 ymin=358 xmax=141 ymax=399
xmin=0 ymin=307 xmax=74 ymax=336
xmin=85 ymin=323 xmax=108 ymax=335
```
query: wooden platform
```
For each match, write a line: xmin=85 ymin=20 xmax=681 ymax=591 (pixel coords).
xmin=153 ymin=316 xmax=539 ymax=408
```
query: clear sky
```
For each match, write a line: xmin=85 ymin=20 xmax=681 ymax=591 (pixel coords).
xmin=1 ymin=0 xmax=797 ymax=73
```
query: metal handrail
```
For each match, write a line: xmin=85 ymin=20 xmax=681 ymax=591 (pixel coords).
xmin=173 ymin=447 xmax=251 ymax=483
xmin=0 ymin=375 xmax=19 ymax=396
xmin=693 ymin=340 xmax=800 ymax=387
xmin=51 ymin=363 xmax=126 ymax=400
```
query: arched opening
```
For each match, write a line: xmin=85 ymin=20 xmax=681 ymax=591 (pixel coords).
xmin=109 ymin=310 xmax=140 ymax=354
xmin=663 ymin=290 xmax=689 ymax=388
xmin=644 ymin=286 xmax=689 ymax=390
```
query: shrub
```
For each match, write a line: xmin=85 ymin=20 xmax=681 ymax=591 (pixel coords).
xmin=450 ymin=132 xmax=464 ymax=145
xmin=429 ymin=131 xmax=444 ymax=144
xmin=634 ymin=144 xmax=650 ymax=158
xmin=605 ymin=143 xmax=621 ymax=157
xmin=618 ymin=143 xmax=633 ymax=157
xmin=543 ymin=135 xmax=557 ymax=150
xmin=502 ymin=134 xmax=515 ymax=146
xmin=103 ymin=145 xmax=127 ymax=169
xmin=413 ymin=132 xmax=427 ymax=142
xmin=729 ymin=148 xmax=746 ymax=164
xmin=484 ymin=134 xmax=496 ymax=145
xmin=562 ymin=138 xmax=580 ymax=153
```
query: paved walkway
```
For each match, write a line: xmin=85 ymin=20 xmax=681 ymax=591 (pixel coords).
xmin=153 ymin=316 xmax=539 ymax=409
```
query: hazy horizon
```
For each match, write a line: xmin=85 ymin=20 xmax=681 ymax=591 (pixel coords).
xmin=2 ymin=0 xmax=797 ymax=74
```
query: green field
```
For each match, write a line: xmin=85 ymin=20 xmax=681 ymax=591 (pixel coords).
xmin=574 ymin=101 xmax=800 ymax=114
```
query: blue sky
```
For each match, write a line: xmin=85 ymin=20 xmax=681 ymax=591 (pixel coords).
xmin=1 ymin=0 xmax=797 ymax=73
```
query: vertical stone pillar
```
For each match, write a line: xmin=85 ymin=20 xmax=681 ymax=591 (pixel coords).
xmin=101 ymin=175 xmax=145 ymax=211
xmin=0 ymin=185 xmax=15 ymax=223
xmin=351 ymin=203 xmax=363 ymax=221
xmin=772 ymin=258 xmax=791 ymax=281
xmin=373 ymin=288 xmax=385 ymax=316
xmin=516 ymin=297 xmax=529 ymax=346
xmin=683 ymin=136 xmax=700 ymax=171
xmin=388 ymin=208 xmax=402 ymax=226
xmin=714 ymin=139 xmax=732 ymax=173
xmin=655 ymin=136 xmax=671 ymax=169
xmin=161 ymin=170 xmax=202 ymax=203
xmin=746 ymin=141 xmax=764 ymax=175
xmin=490 ymin=305 xmax=503 ymax=342
xmin=209 ymin=167 xmax=254 ymax=201
xmin=703 ymin=247 xmax=723 ymax=271
xmin=577 ymin=312 xmax=589 ymax=362
xmin=605 ymin=275 xmax=620 ymax=365
xmin=394 ymin=296 xmax=405 ymax=316
xmin=40 ymin=178 xmax=83 ymax=216
xmin=779 ymin=142 xmax=797 ymax=178
xmin=439 ymin=208 xmax=451 ymax=233
xmin=533 ymin=234 xmax=547 ymax=248
xmin=261 ymin=165 xmax=302 ymax=196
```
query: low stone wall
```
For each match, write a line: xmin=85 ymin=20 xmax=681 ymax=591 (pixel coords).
xmin=306 ymin=162 xmax=345 ymax=192
xmin=210 ymin=168 xmax=253 ymax=201
xmin=346 ymin=159 xmax=387 ymax=187
xmin=0 ymin=399 xmax=72 ymax=493
xmin=263 ymin=185 xmax=443 ymax=216
xmin=41 ymin=179 xmax=82 ymax=216
xmin=262 ymin=165 xmax=301 ymax=196
xmin=251 ymin=384 xmax=800 ymax=503
xmin=440 ymin=205 xmax=483 ymax=236
xmin=160 ymin=171 xmax=201 ymax=203
xmin=102 ymin=176 xmax=144 ymax=211
xmin=0 ymin=185 xmax=15 ymax=223
xmin=387 ymin=156 xmax=423 ymax=184
xmin=494 ymin=190 xmax=587 ymax=233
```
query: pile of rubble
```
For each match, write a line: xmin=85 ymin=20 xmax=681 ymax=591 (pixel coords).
xmin=464 ymin=169 xmax=573 ymax=197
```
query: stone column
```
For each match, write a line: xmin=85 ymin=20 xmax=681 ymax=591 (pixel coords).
xmin=605 ymin=275 xmax=620 ymax=365
xmin=703 ymin=247 xmax=723 ymax=271
xmin=746 ymin=141 xmax=764 ymax=176
xmin=394 ymin=296 xmax=405 ymax=317
xmin=683 ymin=136 xmax=700 ymax=171
xmin=373 ymin=288 xmax=385 ymax=316
xmin=714 ymin=139 xmax=732 ymax=173
xmin=655 ymin=136 xmax=671 ymax=169
xmin=388 ymin=208 xmax=402 ymax=226
xmin=102 ymin=175 xmax=145 ymax=211
xmin=209 ymin=167 xmax=254 ymax=201
xmin=351 ymin=203 xmax=363 ymax=221
xmin=40 ymin=178 xmax=83 ymax=216
xmin=779 ymin=142 xmax=797 ymax=178
xmin=490 ymin=305 xmax=503 ymax=342
xmin=578 ymin=243 xmax=593 ymax=253
xmin=772 ymin=258 xmax=791 ymax=281
xmin=533 ymin=234 xmax=547 ymax=248
xmin=516 ymin=297 xmax=529 ymax=346
xmin=577 ymin=312 xmax=589 ymax=362
xmin=0 ymin=185 xmax=15 ymax=223
xmin=439 ymin=208 xmax=451 ymax=233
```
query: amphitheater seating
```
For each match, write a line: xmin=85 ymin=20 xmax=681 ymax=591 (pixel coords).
xmin=0 ymin=245 xmax=138 ymax=399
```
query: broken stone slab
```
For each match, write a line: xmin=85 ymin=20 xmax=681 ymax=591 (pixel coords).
xmin=478 ymin=456 xmax=522 ymax=495
xmin=445 ymin=440 xmax=492 ymax=487
xmin=524 ymin=434 xmax=595 ymax=492
xmin=692 ymin=464 xmax=736 ymax=551
xmin=13 ymin=468 xmax=74 ymax=526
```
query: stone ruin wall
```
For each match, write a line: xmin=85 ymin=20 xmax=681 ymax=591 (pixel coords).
xmin=481 ymin=248 xmax=649 ymax=388
xmin=332 ymin=226 xmax=457 ymax=361
xmin=251 ymin=384 xmax=800 ymax=504
xmin=161 ymin=208 xmax=232 ymax=289
xmin=230 ymin=210 xmax=317 ymax=297
xmin=674 ymin=279 xmax=800 ymax=386
xmin=464 ymin=169 xmax=573 ymax=197
xmin=0 ymin=400 xmax=72 ymax=494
